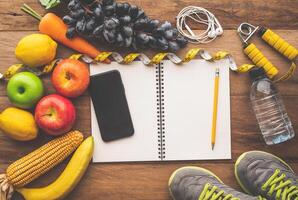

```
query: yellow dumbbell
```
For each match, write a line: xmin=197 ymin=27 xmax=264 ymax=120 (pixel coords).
xmin=237 ymin=23 xmax=297 ymax=82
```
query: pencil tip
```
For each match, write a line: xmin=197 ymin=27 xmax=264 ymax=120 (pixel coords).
xmin=211 ymin=143 xmax=214 ymax=150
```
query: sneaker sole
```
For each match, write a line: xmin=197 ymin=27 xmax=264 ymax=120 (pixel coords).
xmin=168 ymin=166 xmax=223 ymax=200
xmin=234 ymin=150 xmax=294 ymax=195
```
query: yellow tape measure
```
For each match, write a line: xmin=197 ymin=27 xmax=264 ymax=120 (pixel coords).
xmin=2 ymin=25 xmax=296 ymax=83
xmin=237 ymin=23 xmax=298 ymax=82
xmin=1 ymin=48 xmax=236 ymax=80
xmin=0 ymin=60 xmax=60 ymax=80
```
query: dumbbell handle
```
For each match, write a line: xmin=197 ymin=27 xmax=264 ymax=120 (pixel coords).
xmin=259 ymin=27 xmax=298 ymax=61
xmin=243 ymin=43 xmax=279 ymax=79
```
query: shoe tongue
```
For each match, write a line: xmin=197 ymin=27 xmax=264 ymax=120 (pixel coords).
xmin=256 ymin=168 xmax=298 ymax=200
xmin=248 ymin=160 xmax=290 ymax=190
xmin=261 ymin=168 xmax=298 ymax=186
xmin=255 ymin=168 xmax=274 ymax=187
xmin=287 ymin=170 xmax=298 ymax=183
xmin=212 ymin=182 xmax=259 ymax=200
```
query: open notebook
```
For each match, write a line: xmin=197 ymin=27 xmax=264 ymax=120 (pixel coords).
xmin=90 ymin=59 xmax=231 ymax=162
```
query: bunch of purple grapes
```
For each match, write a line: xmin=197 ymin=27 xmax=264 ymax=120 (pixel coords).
xmin=63 ymin=0 xmax=188 ymax=51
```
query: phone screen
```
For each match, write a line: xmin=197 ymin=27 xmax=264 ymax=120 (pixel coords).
xmin=89 ymin=70 xmax=134 ymax=142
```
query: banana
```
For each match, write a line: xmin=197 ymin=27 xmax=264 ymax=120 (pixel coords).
xmin=17 ymin=136 xmax=94 ymax=200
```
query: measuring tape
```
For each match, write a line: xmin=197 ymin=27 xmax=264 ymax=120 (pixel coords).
xmin=237 ymin=23 xmax=298 ymax=82
xmin=0 ymin=48 xmax=237 ymax=80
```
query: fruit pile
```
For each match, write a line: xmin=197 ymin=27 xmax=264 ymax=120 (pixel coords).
xmin=0 ymin=33 xmax=94 ymax=200
xmin=4 ymin=44 xmax=89 ymax=137
xmin=0 ymin=1 xmax=191 ymax=199
xmin=63 ymin=0 xmax=188 ymax=51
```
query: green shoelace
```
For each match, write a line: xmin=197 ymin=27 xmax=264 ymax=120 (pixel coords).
xmin=198 ymin=183 xmax=240 ymax=200
xmin=262 ymin=169 xmax=298 ymax=200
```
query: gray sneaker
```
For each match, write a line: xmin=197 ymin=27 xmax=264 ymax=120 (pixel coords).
xmin=235 ymin=151 xmax=298 ymax=200
xmin=168 ymin=166 xmax=261 ymax=200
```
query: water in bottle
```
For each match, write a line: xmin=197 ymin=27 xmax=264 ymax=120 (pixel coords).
xmin=249 ymin=67 xmax=295 ymax=145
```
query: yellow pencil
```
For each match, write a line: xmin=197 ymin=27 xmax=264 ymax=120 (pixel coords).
xmin=211 ymin=67 xmax=220 ymax=150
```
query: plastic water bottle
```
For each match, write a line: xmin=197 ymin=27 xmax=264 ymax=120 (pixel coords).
xmin=249 ymin=67 xmax=295 ymax=145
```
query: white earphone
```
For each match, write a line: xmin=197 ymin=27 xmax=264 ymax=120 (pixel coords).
xmin=176 ymin=6 xmax=223 ymax=43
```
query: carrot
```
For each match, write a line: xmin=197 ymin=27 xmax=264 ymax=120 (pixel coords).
xmin=21 ymin=4 xmax=110 ymax=63
xmin=39 ymin=13 xmax=107 ymax=60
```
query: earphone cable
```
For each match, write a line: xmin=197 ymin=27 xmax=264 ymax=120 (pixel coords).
xmin=176 ymin=6 xmax=223 ymax=44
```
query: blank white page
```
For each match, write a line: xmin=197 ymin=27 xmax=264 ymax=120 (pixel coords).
xmin=162 ymin=59 xmax=231 ymax=160
xmin=90 ymin=62 xmax=159 ymax=162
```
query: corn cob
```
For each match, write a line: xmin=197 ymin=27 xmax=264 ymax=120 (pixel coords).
xmin=0 ymin=130 xmax=83 ymax=200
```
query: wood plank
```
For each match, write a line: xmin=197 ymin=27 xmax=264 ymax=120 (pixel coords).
xmin=9 ymin=162 xmax=298 ymax=200
xmin=230 ymin=96 xmax=298 ymax=161
xmin=1 ymin=0 xmax=298 ymax=31
xmin=1 ymin=93 xmax=297 ymax=165
xmin=0 ymin=30 xmax=297 ymax=97
xmin=0 ymin=1 xmax=297 ymax=199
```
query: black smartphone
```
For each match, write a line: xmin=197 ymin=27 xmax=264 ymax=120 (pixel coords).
xmin=89 ymin=70 xmax=134 ymax=142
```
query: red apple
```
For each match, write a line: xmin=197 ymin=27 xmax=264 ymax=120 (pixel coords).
xmin=35 ymin=94 xmax=76 ymax=136
xmin=52 ymin=59 xmax=89 ymax=98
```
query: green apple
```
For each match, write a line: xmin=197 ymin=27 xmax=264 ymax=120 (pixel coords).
xmin=7 ymin=72 xmax=44 ymax=109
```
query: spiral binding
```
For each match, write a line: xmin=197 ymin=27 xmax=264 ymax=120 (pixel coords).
xmin=156 ymin=62 xmax=166 ymax=160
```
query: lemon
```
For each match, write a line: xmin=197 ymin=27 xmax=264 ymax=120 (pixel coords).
xmin=15 ymin=34 xmax=57 ymax=67
xmin=0 ymin=107 xmax=38 ymax=141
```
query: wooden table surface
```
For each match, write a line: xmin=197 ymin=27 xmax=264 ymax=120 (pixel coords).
xmin=0 ymin=0 xmax=298 ymax=199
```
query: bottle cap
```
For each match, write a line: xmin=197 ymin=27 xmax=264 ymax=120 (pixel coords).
xmin=249 ymin=67 xmax=267 ymax=80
